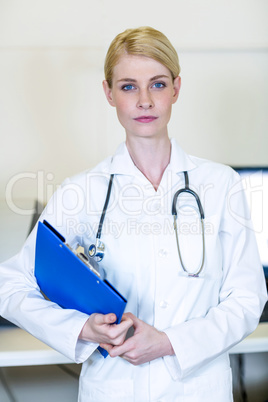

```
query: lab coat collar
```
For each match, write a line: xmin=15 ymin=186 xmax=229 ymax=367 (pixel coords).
xmin=168 ymin=138 xmax=197 ymax=174
xmin=109 ymin=138 xmax=197 ymax=176
xmin=109 ymin=142 xmax=136 ymax=176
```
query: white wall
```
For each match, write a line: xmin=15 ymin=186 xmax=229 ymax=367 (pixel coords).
xmin=0 ymin=0 xmax=267 ymax=203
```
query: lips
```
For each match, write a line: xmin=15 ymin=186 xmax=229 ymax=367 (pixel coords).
xmin=134 ymin=116 xmax=158 ymax=123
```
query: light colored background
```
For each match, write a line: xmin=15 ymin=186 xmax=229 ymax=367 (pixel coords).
xmin=1 ymin=0 xmax=268 ymax=205
xmin=0 ymin=1 xmax=267 ymax=401
xmin=1 ymin=0 xmax=268 ymax=259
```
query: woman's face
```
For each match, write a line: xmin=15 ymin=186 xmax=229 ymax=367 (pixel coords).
xmin=103 ymin=54 xmax=181 ymax=141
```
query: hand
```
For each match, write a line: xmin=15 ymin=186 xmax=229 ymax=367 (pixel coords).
xmin=100 ymin=312 xmax=174 ymax=365
xmin=79 ymin=313 xmax=133 ymax=346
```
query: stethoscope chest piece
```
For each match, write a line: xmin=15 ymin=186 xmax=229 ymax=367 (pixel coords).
xmin=88 ymin=239 xmax=105 ymax=262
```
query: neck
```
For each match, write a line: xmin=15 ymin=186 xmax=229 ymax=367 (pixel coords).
xmin=126 ymin=135 xmax=171 ymax=190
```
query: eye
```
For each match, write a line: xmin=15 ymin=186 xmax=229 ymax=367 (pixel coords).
xmin=122 ymin=84 xmax=135 ymax=91
xmin=152 ymin=82 xmax=166 ymax=89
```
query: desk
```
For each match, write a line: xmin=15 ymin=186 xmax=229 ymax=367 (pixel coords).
xmin=0 ymin=323 xmax=267 ymax=367
xmin=229 ymin=322 xmax=268 ymax=354
xmin=0 ymin=327 xmax=73 ymax=367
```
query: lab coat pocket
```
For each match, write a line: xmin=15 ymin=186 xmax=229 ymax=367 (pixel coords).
xmin=80 ymin=351 xmax=105 ymax=376
xmin=183 ymin=367 xmax=233 ymax=402
xmin=78 ymin=378 xmax=134 ymax=401
xmin=176 ymin=212 xmax=220 ymax=278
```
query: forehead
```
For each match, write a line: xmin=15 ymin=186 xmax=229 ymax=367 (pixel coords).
xmin=112 ymin=54 xmax=172 ymax=80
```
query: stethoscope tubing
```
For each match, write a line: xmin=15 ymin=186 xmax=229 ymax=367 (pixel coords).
xmin=96 ymin=174 xmax=114 ymax=239
xmin=172 ymin=172 xmax=204 ymax=219
xmin=89 ymin=170 xmax=205 ymax=277
xmin=173 ymin=216 xmax=205 ymax=277
xmin=88 ymin=174 xmax=114 ymax=261
xmin=172 ymin=171 xmax=205 ymax=277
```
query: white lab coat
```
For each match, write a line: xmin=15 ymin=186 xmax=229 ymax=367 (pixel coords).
xmin=0 ymin=139 xmax=267 ymax=402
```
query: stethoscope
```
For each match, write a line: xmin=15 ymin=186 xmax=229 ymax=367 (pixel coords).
xmin=88 ymin=171 xmax=205 ymax=276
xmin=88 ymin=174 xmax=115 ymax=262
xmin=172 ymin=171 xmax=205 ymax=277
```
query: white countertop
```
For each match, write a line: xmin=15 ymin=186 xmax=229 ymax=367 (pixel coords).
xmin=0 ymin=323 xmax=267 ymax=367
xmin=229 ymin=322 xmax=268 ymax=354
xmin=0 ymin=327 xmax=73 ymax=367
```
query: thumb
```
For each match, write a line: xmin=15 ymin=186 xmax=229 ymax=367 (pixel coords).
xmin=104 ymin=313 xmax=117 ymax=324
xmin=123 ymin=312 xmax=139 ymax=326
xmin=94 ymin=313 xmax=117 ymax=325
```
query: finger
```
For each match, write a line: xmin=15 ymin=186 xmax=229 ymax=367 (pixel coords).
xmin=122 ymin=313 xmax=141 ymax=331
xmin=118 ymin=315 xmax=133 ymax=330
xmin=94 ymin=313 xmax=117 ymax=325
xmin=105 ymin=313 xmax=117 ymax=324
xmin=108 ymin=338 xmax=133 ymax=358
xmin=122 ymin=312 xmax=139 ymax=326
xmin=99 ymin=343 xmax=113 ymax=353
xmin=106 ymin=321 xmax=132 ymax=345
xmin=122 ymin=312 xmax=135 ymax=320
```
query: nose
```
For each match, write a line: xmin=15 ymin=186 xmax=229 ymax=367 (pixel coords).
xmin=137 ymin=89 xmax=154 ymax=109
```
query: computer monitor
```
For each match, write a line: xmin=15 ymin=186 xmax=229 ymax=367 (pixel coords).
xmin=234 ymin=167 xmax=268 ymax=322
xmin=233 ymin=167 xmax=268 ymax=277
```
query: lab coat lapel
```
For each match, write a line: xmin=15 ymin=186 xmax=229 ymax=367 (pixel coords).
xmin=109 ymin=139 xmax=197 ymax=178
xmin=108 ymin=139 xmax=198 ymax=201
xmin=159 ymin=138 xmax=198 ymax=196
xmin=109 ymin=142 xmax=136 ymax=176
xmin=168 ymin=138 xmax=197 ymax=175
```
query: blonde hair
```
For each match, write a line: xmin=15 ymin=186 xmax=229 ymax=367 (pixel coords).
xmin=104 ymin=26 xmax=181 ymax=88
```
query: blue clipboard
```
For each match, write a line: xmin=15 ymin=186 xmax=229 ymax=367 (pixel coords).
xmin=35 ymin=220 xmax=127 ymax=357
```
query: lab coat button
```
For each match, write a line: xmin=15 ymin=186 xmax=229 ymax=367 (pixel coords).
xmin=160 ymin=300 xmax=169 ymax=308
xmin=158 ymin=249 xmax=168 ymax=258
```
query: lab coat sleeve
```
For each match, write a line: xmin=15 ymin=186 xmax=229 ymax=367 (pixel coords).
xmin=163 ymin=170 xmax=267 ymax=380
xmin=0 ymin=179 xmax=99 ymax=363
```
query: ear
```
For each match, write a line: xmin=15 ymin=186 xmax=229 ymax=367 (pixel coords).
xmin=172 ymin=76 xmax=181 ymax=104
xmin=102 ymin=80 xmax=116 ymax=107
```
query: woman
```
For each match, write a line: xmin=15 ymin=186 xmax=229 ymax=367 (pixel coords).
xmin=0 ymin=27 xmax=267 ymax=401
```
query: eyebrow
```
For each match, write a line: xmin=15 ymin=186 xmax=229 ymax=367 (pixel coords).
xmin=116 ymin=74 xmax=171 ymax=83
